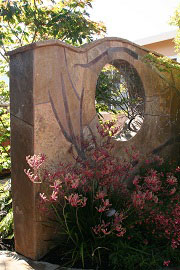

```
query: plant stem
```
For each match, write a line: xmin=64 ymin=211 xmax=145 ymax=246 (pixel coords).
xmin=76 ymin=207 xmax=83 ymax=239
xmin=62 ymin=202 xmax=77 ymax=245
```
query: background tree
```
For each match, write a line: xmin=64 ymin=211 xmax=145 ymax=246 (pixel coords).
xmin=170 ymin=4 xmax=180 ymax=54
xmin=96 ymin=65 xmax=127 ymax=115
xmin=0 ymin=0 xmax=106 ymax=172
xmin=96 ymin=65 xmax=144 ymax=118
xmin=0 ymin=0 xmax=106 ymax=71
xmin=96 ymin=64 xmax=145 ymax=141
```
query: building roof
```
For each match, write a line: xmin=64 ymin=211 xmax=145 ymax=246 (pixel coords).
xmin=135 ymin=30 xmax=177 ymax=46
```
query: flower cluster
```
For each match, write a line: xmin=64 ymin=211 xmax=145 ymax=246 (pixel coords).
xmin=66 ymin=193 xmax=87 ymax=207
xmin=92 ymin=212 xmax=126 ymax=237
xmin=24 ymin=154 xmax=46 ymax=183
xmin=25 ymin=121 xmax=180 ymax=268
xmin=26 ymin=153 xmax=46 ymax=170
xmin=132 ymin=167 xmax=180 ymax=250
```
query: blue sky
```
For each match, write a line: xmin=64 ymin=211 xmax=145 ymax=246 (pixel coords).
xmin=89 ymin=0 xmax=179 ymax=41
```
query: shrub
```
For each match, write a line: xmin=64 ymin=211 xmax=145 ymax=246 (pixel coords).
xmin=0 ymin=80 xmax=10 ymax=173
xmin=0 ymin=108 xmax=10 ymax=173
xmin=0 ymin=181 xmax=13 ymax=241
xmin=25 ymin=123 xmax=180 ymax=269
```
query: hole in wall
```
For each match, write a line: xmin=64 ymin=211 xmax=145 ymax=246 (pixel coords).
xmin=95 ymin=61 xmax=145 ymax=141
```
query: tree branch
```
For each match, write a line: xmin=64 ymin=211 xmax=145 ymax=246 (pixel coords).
xmin=8 ymin=22 xmax=23 ymax=46
xmin=0 ymin=51 xmax=8 ymax=62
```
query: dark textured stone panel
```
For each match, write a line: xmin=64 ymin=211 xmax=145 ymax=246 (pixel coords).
xmin=10 ymin=50 xmax=34 ymax=125
xmin=10 ymin=115 xmax=36 ymax=258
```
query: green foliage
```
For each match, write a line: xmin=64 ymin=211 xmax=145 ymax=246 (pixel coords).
xmin=0 ymin=80 xmax=9 ymax=104
xmin=170 ymin=4 xmax=180 ymax=54
xmin=0 ymin=181 xmax=13 ymax=239
xmin=0 ymin=79 xmax=10 ymax=172
xmin=95 ymin=64 xmax=144 ymax=127
xmin=143 ymin=53 xmax=180 ymax=74
xmin=96 ymin=65 xmax=127 ymax=115
xmin=50 ymin=201 xmax=111 ymax=268
xmin=143 ymin=53 xmax=180 ymax=96
xmin=0 ymin=0 xmax=106 ymax=53
xmin=0 ymin=106 xmax=10 ymax=172
xmin=109 ymin=239 xmax=180 ymax=270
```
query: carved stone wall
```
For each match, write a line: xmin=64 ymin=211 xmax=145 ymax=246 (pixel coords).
xmin=8 ymin=38 xmax=180 ymax=260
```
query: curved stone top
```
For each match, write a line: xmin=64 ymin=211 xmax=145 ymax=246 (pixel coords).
xmin=7 ymin=37 xmax=160 ymax=56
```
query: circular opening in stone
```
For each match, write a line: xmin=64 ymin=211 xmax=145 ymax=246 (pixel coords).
xmin=95 ymin=61 xmax=145 ymax=141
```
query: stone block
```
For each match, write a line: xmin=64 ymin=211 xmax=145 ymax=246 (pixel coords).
xmin=8 ymin=37 xmax=180 ymax=260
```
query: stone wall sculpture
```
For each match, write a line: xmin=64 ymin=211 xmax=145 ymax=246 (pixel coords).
xmin=8 ymin=38 xmax=180 ymax=260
